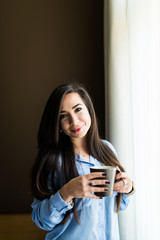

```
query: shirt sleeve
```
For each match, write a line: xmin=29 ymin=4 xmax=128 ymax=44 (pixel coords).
xmin=31 ymin=190 xmax=74 ymax=231
xmin=120 ymin=190 xmax=135 ymax=211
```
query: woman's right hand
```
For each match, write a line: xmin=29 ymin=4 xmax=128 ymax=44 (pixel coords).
xmin=59 ymin=172 xmax=109 ymax=203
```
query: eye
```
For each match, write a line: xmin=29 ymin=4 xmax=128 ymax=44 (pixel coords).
xmin=60 ymin=114 xmax=67 ymax=120
xmin=75 ymin=107 xmax=82 ymax=112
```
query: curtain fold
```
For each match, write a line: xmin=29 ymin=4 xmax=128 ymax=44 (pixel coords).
xmin=104 ymin=1 xmax=160 ymax=239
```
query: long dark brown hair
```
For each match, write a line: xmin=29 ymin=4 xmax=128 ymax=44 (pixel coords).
xmin=31 ymin=83 xmax=125 ymax=224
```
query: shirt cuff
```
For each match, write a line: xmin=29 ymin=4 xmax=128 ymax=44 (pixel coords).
xmin=50 ymin=190 xmax=73 ymax=212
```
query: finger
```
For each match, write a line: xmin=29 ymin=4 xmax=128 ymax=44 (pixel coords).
xmin=89 ymin=179 xmax=110 ymax=186
xmin=114 ymin=179 xmax=127 ymax=188
xmin=114 ymin=185 xmax=130 ymax=193
xmin=115 ymin=172 xmax=127 ymax=181
xmin=92 ymin=187 xmax=108 ymax=193
xmin=85 ymin=193 xmax=101 ymax=199
xmin=86 ymin=172 xmax=106 ymax=180
xmin=114 ymin=182 xmax=121 ymax=191
xmin=114 ymin=187 xmax=125 ymax=193
xmin=114 ymin=184 xmax=126 ymax=192
xmin=116 ymin=165 xmax=121 ymax=173
xmin=114 ymin=169 xmax=133 ymax=193
xmin=115 ymin=166 xmax=126 ymax=179
xmin=122 ymin=179 xmax=127 ymax=187
xmin=114 ymin=179 xmax=131 ymax=193
xmin=115 ymin=166 xmax=121 ymax=181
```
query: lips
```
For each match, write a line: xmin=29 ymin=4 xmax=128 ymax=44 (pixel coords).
xmin=71 ymin=124 xmax=84 ymax=133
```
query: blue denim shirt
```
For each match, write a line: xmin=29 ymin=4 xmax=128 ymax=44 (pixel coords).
xmin=31 ymin=141 xmax=134 ymax=240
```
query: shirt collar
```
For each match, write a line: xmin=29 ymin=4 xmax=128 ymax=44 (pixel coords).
xmin=75 ymin=153 xmax=95 ymax=167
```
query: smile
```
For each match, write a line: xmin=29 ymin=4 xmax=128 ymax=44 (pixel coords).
xmin=71 ymin=125 xmax=85 ymax=133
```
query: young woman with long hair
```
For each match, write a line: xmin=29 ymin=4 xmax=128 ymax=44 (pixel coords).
xmin=31 ymin=83 xmax=135 ymax=240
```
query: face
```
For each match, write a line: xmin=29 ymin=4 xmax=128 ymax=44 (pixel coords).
xmin=59 ymin=93 xmax=91 ymax=143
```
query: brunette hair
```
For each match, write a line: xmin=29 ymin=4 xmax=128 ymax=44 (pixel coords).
xmin=31 ymin=83 xmax=125 ymax=224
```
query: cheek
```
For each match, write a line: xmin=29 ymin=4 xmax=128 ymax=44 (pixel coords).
xmin=60 ymin=121 xmax=67 ymax=131
xmin=79 ymin=111 xmax=90 ymax=123
xmin=61 ymin=124 xmax=70 ymax=136
xmin=85 ymin=112 xmax=91 ymax=127
xmin=87 ymin=116 xmax=91 ymax=128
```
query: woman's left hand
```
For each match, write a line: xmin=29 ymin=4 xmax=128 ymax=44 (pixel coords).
xmin=113 ymin=166 xmax=133 ymax=194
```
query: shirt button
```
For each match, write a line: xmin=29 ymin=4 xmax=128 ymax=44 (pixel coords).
xmin=98 ymin=224 xmax=104 ymax=229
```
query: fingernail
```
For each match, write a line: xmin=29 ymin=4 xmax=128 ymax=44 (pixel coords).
xmin=105 ymin=181 xmax=110 ymax=184
xmin=116 ymin=170 xmax=120 ymax=174
xmin=104 ymin=188 xmax=108 ymax=191
xmin=99 ymin=197 xmax=103 ymax=199
xmin=102 ymin=173 xmax=106 ymax=176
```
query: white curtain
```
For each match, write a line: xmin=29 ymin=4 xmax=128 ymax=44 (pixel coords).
xmin=104 ymin=1 xmax=160 ymax=239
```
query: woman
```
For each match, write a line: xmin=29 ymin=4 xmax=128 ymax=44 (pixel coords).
xmin=31 ymin=83 xmax=135 ymax=240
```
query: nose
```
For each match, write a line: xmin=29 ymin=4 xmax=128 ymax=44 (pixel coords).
xmin=69 ymin=114 xmax=79 ymax=126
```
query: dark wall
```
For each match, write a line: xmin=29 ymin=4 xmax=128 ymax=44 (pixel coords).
xmin=0 ymin=0 xmax=104 ymax=213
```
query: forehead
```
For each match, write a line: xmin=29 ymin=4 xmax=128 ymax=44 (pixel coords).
xmin=60 ymin=93 xmax=84 ymax=110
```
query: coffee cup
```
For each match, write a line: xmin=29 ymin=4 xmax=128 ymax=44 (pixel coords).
xmin=90 ymin=166 xmax=116 ymax=197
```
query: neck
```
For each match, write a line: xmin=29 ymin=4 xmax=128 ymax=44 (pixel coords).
xmin=71 ymin=137 xmax=90 ymax=161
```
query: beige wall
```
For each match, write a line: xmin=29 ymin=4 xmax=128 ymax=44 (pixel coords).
xmin=0 ymin=0 xmax=104 ymax=212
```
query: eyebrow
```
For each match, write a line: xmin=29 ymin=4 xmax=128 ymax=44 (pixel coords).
xmin=60 ymin=103 xmax=82 ymax=113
